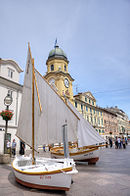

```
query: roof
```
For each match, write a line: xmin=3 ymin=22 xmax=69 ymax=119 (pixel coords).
xmin=47 ymin=44 xmax=68 ymax=63
xmin=0 ymin=59 xmax=23 ymax=73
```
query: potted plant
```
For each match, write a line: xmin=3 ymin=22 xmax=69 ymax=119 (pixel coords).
xmin=0 ymin=110 xmax=13 ymax=121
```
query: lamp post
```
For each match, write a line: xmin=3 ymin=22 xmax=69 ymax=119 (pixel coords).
xmin=4 ymin=93 xmax=13 ymax=154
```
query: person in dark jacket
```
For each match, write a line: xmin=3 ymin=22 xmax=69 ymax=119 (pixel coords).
xmin=19 ymin=141 xmax=25 ymax=155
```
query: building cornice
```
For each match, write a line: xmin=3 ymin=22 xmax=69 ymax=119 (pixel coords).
xmin=46 ymin=56 xmax=69 ymax=64
xmin=74 ymin=97 xmax=104 ymax=111
xmin=44 ymin=71 xmax=74 ymax=81
xmin=0 ymin=76 xmax=23 ymax=92
xmin=0 ymin=59 xmax=23 ymax=73
xmin=102 ymin=108 xmax=117 ymax=117
xmin=0 ymin=124 xmax=18 ymax=129
xmin=74 ymin=92 xmax=96 ymax=101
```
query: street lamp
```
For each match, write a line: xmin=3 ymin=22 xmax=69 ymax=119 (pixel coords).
xmin=4 ymin=93 xmax=13 ymax=154
xmin=4 ymin=93 xmax=13 ymax=109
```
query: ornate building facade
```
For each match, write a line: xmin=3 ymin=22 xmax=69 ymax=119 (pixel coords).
xmin=105 ymin=107 xmax=129 ymax=136
xmin=102 ymin=109 xmax=118 ymax=137
xmin=44 ymin=43 xmax=74 ymax=102
xmin=0 ymin=59 xmax=23 ymax=153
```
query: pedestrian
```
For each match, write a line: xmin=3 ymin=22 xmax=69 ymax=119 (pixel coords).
xmin=125 ymin=137 xmax=128 ymax=145
xmin=43 ymin=144 xmax=45 ymax=152
xmin=106 ymin=136 xmax=108 ymax=148
xmin=12 ymin=139 xmax=16 ymax=157
xmin=115 ymin=137 xmax=118 ymax=149
xmin=122 ymin=137 xmax=126 ymax=149
xmin=19 ymin=142 xmax=25 ymax=155
xmin=118 ymin=137 xmax=121 ymax=149
xmin=121 ymin=137 xmax=123 ymax=148
xmin=7 ymin=140 xmax=11 ymax=154
xmin=109 ymin=137 xmax=113 ymax=148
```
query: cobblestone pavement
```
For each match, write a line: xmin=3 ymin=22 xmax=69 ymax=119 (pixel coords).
xmin=0 ymin=144 xmax=130 ymax=196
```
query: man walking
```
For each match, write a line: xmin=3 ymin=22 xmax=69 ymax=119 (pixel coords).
xmin=12 ymin=139 xmax=16 ymax=157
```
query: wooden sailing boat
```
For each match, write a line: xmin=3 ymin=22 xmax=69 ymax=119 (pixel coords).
xmin=12 ymin=44 xmax=78 ymax=191
xmin=50 ymin=100 xmax=106 ymax=164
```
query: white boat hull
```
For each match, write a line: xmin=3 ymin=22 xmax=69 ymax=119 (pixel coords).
xmin=51 ymin=147 xmax=100 ymax=164
xmin=12 ymin=156 xmax=78 ymax=191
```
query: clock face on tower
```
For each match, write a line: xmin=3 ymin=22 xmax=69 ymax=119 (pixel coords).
xmin=64 ymin=78 xmax=69 ymax=88
xmin=49 ymin=78 xmax=55 ymax=85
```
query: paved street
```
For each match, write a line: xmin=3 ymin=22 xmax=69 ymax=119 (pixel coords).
xmin=0 ymin=145 xmax=130 ymax=196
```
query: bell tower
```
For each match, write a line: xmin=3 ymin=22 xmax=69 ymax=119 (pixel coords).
xmin=44 ymin=41 xmax=74 ymax=101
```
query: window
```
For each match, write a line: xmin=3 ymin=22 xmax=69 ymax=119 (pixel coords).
xmin=8 ymin=68 xmax=13 ymax=78
xmin=94 ymin=117 xmax=96 ymax=124
xmin=8 ymin=90 xmax=13 ymax=97
xmin=86 ymin=106 xmax=88 ymax=111
xmin=64 ymin=65 xmax=66 ymax=71
xmin=75 ymin=102 xmax=77 ymax=108
xmin=101 ymin=119 xmax=103 ymax=125
xmin=94 ymin=109 xmax=95 ymax=114
xmin=90 ymin=108 xmax=92 ymax=113
xmin=91 ymin=117 xmax=93 ymax=123
xmin=98 ymin=119 xmax=100 ymax=125
xmin=101 ymin=112 xmax=102 ymax=116
xmin=51 ymin=64 xmax=54 ymax=71
xmin=58 ymin=66 xmax=61 ymax=71
xmin=85 ymin=96 xmax=87 ymax=102
xmin=81 ymin=104 xmax=83 ymax=111
xmin=92 ymin=101 xmax=94 ymax=105
xmin=89 ymin=99 xmax=91 ymax=104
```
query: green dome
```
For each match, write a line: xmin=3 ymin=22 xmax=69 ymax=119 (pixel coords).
xmin=48 ymin=45 xmax=67 ymax=59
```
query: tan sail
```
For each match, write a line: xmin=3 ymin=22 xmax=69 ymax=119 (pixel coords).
xmin=16 ymin=45 xmax=78 ymax=150
xmin=16 ymin=45 xmax=33 ymax=147
xmin=67 ymin=100 xmax=105 ymax=147
xmin=34 ymin=70 xmax=78 ymax=147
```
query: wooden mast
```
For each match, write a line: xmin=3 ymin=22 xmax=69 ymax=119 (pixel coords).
xmin=32 ymin=58 xmax=35 ymax=164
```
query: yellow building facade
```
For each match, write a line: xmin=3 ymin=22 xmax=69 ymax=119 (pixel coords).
xmin=74 ymin=92 xmax=105 ymax=134
xmin=44 ymin=43 xmax=105 ymax=134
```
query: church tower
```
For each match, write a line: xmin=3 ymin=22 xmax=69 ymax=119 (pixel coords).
xmin=44 ymin=41 xmax=74 ymax=101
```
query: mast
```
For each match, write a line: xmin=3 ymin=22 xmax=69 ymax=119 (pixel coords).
xmin=32 ymin=58 xmax=35 ymax=164
xmin=62 ymin=122 xmax=69 ymax=158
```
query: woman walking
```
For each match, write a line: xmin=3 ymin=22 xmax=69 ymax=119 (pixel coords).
xmin=122 ymin=137 xmax=126 ymax=149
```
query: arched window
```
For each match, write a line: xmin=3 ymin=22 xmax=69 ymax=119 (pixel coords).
xmin=51 ymin=64 xmax=54 ymax=71
xmin=81 ymin=104 xmax=83 ymax=111
xmin=64 ymin=65 xmax=66 ymax=71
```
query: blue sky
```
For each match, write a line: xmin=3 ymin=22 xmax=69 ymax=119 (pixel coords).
xmin=0 ymin=0 xmax=130 ymax=118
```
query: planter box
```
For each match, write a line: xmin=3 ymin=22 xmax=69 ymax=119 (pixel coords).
xmin=0 ymin=154 xmax=11 ymax=164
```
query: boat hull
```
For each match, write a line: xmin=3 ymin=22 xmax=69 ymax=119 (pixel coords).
xmin=51 ymin=147 xmax=100 ymax=164
xmin=12 ymin=157 xmax=77 ymax=191
xmin=14 ymin=169 xmax=71 ymax=191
